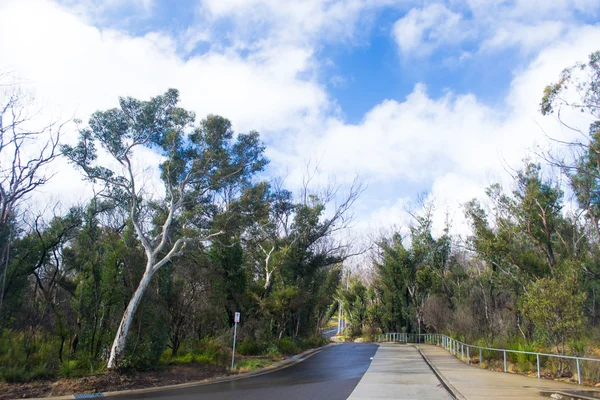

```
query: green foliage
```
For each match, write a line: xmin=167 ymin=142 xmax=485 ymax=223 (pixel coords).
xmin=278 ymin=337 xmax=299 ymax=355
xmin=300 ymin=335 xmax=328 ymax=349
xmin=0 ymin=330 xmax=60 ymax=382
xmin=59 ymin=360 xmax=79 ymax=378
xmin=173 ymin=353 xmax=215 ymax=365
xmin=237 ymin=338 xmax=266 ymax=356
xmin=506 ymin=340 xmax=537 ymax=366
xmin=521 ymin=269 xmax=586 ymax=354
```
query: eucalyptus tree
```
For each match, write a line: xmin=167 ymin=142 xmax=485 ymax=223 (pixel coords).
xmin=541 ymin=50 xmax=600 ymax=275
xmin=0 ymin=75 xmax=64 ymax=318
xmin=0 ymin=75 xmax=63 ymax=227
xmin=63 ymin=89 xmax=267 ymax=368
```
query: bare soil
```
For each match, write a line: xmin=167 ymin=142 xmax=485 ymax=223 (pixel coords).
xmin=0 ymin=364 xmax=230 ymax=400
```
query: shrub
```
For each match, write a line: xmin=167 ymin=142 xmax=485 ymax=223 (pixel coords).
xmin=278 ymin=337 xmax=299 ymax=355
xmin=300 ymin=335 xmax=327 ymax=349
xmin=237 ymin=338 xmax=265 ymax=356
xmin=59 ymin=360 xmax=79 ymax=378
xmin=1 ymin=366 xmax=27 ymax=383
xmin=264 ymin=343 xmax=280 ymax=356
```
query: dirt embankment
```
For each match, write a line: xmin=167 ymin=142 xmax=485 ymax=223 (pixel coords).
xmin=0 ymin=364 xmax=230 ymax=400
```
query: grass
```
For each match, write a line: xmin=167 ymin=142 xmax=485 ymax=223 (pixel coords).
xmin=232 ymin=358 xmax=276 ymax=373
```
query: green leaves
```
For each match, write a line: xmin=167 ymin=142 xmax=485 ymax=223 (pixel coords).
xmin=521 ymin=268 xmax=586 ymax=353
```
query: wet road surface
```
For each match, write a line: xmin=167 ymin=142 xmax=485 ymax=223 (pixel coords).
xmin=113 ymin=343 xmax=378 ymax=400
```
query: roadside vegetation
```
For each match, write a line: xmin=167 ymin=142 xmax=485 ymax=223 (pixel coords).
xmin=0 ymin=80 xmax=345 ymax=389
xmin=336 ymin=51 xmax=600 ymax=385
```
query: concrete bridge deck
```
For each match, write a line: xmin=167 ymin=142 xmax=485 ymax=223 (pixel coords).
xmin=349 ymin=343 xmax=585 ymax=399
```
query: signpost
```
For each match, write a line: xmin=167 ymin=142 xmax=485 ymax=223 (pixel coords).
xmin=231 ymin=312 xmax=240 ymax=369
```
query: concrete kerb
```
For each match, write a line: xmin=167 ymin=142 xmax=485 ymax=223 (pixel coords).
xmin=413 ymin=344 xmax=467 ymax=400
xmin=27 ymin=343 xmax=338 ymax=400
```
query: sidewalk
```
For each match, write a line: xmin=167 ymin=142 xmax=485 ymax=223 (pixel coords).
xmin=347 ymin=344 xmax=452 ymax=399
xmin=417 ymin=344 xmax=580 ymax=399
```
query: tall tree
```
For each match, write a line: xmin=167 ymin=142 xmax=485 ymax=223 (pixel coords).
xmin=63 ymin=89 xmax=267 ymax=368
xmin=0 ymin=75 xmax=64 ymax=318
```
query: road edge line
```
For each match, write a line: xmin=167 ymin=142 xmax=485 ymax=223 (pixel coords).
xmin=413 ymin=344 xmax=467 ymax=400
xmin=26 ymin=343 xmax=337 ymax=400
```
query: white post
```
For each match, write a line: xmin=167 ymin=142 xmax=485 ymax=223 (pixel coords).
xmin=231 ymin=312 xmax=240 ymax=370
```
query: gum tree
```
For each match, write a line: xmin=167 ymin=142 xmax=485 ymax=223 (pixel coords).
xmin=63 ymin=89 xmax=266 ymax=368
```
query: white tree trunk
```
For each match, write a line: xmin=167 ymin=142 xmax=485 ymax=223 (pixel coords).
xmin=337 ymin=302 xmax=342 ymax=334
xmin=107 ymin=269 xmax=154 ymax=369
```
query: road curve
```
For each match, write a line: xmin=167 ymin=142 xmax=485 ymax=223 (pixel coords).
xmin=112 ymin=343 xmax=378 ymax=400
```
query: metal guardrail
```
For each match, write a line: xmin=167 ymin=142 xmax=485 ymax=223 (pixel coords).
xmin=375 ymin=333 xmax=600 ymax=385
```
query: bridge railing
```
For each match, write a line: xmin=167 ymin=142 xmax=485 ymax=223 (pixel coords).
xmin=374 ymin=333 xmax=600 ymax=385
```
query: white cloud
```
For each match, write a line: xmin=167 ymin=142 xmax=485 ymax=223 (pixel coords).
xmin=199 ymin=0 xmax=397 ymax=49
xmin=465 ymin=0 xmax=599 ymax=21
xmin=2 ymin=0 xmax=600 ymax=244
xmin=0 ymin=0 xmax=329 ymax=135
xmin=286 ymin=24 xmax=600 ymax=237
xmin=55 ymin=0 xmax=155 ymax=26
xmin=480 ymin=21 xmax=566 ymax=54
xmin=392 ymin=4 xmax=468 ymax=56
xmin=0 ymin=0 xmax=331 ymax=208
xmin=392 ymin=0 xmax=600 ymax=59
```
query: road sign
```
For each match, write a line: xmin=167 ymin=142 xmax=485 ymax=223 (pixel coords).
xmin=232 ymin=312 xmax=240 ymax=369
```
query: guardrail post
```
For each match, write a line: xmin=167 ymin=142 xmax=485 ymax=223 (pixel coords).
xmin=461 ymin=343 xmax=464 ymax=361
xmin=467 ymin=346 xmax=470 ymax=364
xmin=577 ymin=359 xmax=581 ymax=385
xmin=537 ymin=354 xmax=540 ymax=378
xmin=479 ymin=348 xmax=482 ymax=364
xmin=503 ymin=350 xmax=507 ymax=372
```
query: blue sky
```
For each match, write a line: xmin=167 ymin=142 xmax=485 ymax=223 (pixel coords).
xmin=1 ymin=0 xmax=600 ymax=237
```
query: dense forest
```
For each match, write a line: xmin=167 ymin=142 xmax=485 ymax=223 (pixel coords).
xmin=1 ymin=51 xmax=599 ymax=384
xmin=0 ymin=86 xmax=359 ymax=380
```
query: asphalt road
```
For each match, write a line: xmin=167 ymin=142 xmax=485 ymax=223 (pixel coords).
xmin=113 ymin=343 xmax=378 ymax=400
xmin=322 ymin=326 xmax=339 ymax=339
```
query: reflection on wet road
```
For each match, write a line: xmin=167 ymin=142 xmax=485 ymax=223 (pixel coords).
xmin=113 ymin=343 xmax=378 ymax=400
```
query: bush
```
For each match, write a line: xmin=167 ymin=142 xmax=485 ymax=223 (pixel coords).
xmin=506 ymin=341 xmax=536 ymax=365
xmin=278 ymin=337 xmax=299 ymax=355
xmin=29 ymin=364 xmax=56 ymax=380
xmin=264 ymin=343 xmax=280 ymax=356
xmin=197 ymin=339 xmax=227 ymax=364
xmin=0 ymin=329 xmax=62 ymax=382
xmin=59 ymin=360 xmax=79 ymax=378
xmin=300 ymin=335 xmax=327 ymax=349
xmin=1 ymin=366 xmax=27 ymax=383
xmin=237 ymin=338 xmax=266 ymax=356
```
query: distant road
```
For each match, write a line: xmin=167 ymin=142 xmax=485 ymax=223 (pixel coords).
xmin=112 ymin=343 xmax=378 ymax=400
xmin=322 ymin=326 xmax=339 ymax=339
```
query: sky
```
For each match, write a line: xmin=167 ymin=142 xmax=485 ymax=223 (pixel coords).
xmin=1 ymin=0 xmax=600 ymax=240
